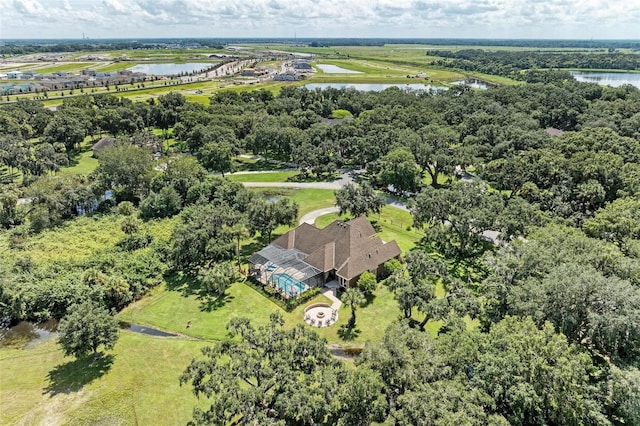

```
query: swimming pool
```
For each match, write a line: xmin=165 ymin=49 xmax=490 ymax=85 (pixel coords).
xmin=271 ymin=273 xmax=306 ymax=296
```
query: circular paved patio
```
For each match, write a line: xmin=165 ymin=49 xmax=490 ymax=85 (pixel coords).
xmin=304 ymin=304 xmax=338 ymax=327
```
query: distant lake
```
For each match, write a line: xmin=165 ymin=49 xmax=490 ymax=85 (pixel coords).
xmin=452 ymin=79 xmax=490 ymax=90
xmin=316 ymin=64 xmax=362 ymax=74
xmin=305 ymin=83 xmax=445 ymax=92
xmin=570 ymin=71 xmax=640 ymax=88
xmin=128 ymin=63 xmax=214 ymax=75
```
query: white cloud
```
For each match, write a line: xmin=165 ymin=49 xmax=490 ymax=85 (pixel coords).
xmin=0 ymin=0 xmax=638 ymax=39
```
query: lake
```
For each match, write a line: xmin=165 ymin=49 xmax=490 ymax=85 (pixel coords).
xmin=452 ymin=79 xmax=490 ymax=90
xmin=316 ymin=64 xmax=362 ymax=74
xmin=570 ymin=71 xmax=640 ymax=89
xmin=305 ymin=83 xmax=445 ymax=92
xmin=128 ymin=63 xmax=214 ymax=76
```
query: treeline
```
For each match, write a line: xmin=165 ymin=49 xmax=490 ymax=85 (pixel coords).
xmin=421 ymin=38 xmax=640 ymax=49
xmin=0 ymin=40 xmax=225 ymax=55
xmin=429 ymin=49 xmax=640 ymax=78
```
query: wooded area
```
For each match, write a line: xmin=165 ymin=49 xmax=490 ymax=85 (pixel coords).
xmin=2 ymin=70 xmax=640 ymax=424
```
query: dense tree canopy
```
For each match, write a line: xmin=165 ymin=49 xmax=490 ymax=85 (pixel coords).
xmin=335 ymin=182 xmax=384 ymax=218
xmin=180 ymin=313 xmax=346 ymax=425
xmin=94 ymin=142 xmax=154 ymax=202
xmin=57 ymin=301 xmax=119 ymax=359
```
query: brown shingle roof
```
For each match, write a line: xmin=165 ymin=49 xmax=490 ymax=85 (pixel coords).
xmin=545 ymin=127 xmax=564 ymax=137
xmin=272 ymin=216 xmax=401 ymax=281
xmin=92 ymin=137 xmax=116 ymax=152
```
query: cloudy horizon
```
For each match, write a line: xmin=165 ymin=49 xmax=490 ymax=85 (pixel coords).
xmin=1 ymin=0 xmax=638 ymax=40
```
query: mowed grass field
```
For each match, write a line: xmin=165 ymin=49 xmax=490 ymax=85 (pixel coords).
xmin=0 ymin=332 xmax=208 ymax=425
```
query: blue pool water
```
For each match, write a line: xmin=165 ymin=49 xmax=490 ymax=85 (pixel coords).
xmin=272 ymin=273 xmax=306 ymax=295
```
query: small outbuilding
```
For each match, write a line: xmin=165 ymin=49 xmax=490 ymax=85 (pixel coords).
xmin=91 ymin=137 xmax=116 ymax=157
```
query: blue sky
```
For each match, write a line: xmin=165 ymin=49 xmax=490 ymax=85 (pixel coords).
xmin=1 ymin=0 xmax=639 ymax=40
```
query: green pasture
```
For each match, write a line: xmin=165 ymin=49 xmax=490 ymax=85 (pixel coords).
xmin=0 ymin=63 xmax=36 ymax=71
xmin=0 ymin=332 xmax=207 ymax=425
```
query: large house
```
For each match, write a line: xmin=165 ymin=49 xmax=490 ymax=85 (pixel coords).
xmin=249 ymin=217 xmax=401 ymax=295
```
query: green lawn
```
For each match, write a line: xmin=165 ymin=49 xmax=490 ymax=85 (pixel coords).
xmin=249 ymin=188 xmax=336 ymax=220
xmin=0 ymin=332 xmax=207 ymax=425
xmin=227 ymin=171 xmax=299 ymax=182
xmin=61 ymin=146 xmax=99 ymax=176
xmin=32 ymin=62 xmax=95 ymax=74
xmin=118 ymin=279 xmax=422 ymax=345
xmin=423 ymin=172 xmax=451 ymax=186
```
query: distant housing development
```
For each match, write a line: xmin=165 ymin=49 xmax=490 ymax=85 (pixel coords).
xmin=250 ymin=217 xmax=401 ymax=297
xmin=0 ymin=69 xmax=147 ymax=95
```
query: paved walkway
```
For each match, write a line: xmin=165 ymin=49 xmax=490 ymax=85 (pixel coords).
xmin=299 ymin=206 xmax=340 ymax=225
xmin=321 ymin=287 xmax=342 ymax=310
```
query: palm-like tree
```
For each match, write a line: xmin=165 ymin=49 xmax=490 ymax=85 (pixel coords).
xmin=225 ymin=222 xmax=249 ymax=272
xmin=342 ymin=287 xmax=365 ymax=327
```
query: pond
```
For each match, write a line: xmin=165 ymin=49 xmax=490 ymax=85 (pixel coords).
xmin=305 ymin=83 xmax=445 ymax=92
xmin=0 ymin=319 xmax=58 ymax=349
xmin=127 ymin=63 xmax=215 ymax=76
xmin=570 ymin=71 xmax=640 ymax=89
xmin=452 ymin=79 xmax=490 ymax=90
xmin=316 ymin=64 xmax=363 ymax=74
xmin=119 ymin=321 xmax=176 ymax=337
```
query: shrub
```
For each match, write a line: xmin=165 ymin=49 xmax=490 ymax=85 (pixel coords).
xmin=357 ymin=271 xmax=377 ymax=297
xmin=116 ymin=233 xmax=153 ymax=251
xmin=139 ymin=186 xmax=182 ymax=219
xmin=117 ymin=201 xmax=136 ymax=216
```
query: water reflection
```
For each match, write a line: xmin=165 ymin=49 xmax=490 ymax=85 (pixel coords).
xmin=0 ymin=318 xmax=58 ymax=348
xmin=128 ymin=63 xmax=215 ymax=75
xmin=570 ymin=71 xmax=640 ymax=89
xmin=119 ymin=321 xmax=176 ymax=337
xmin=316 ymin=64 xmax=363 ymax=74
xmin=452 ymin=79 xmax=490 ymax=90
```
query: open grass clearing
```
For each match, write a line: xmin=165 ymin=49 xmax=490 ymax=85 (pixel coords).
xmin=31 ymin=62 xmax=96 ymax=74
xmin=249 ymin=188 xmax=336 ymax=220
xmin=119 ymin=279 xmax=426 ymax=345
xmin=0 ymin=332 xmax=207 ymax=425
xmin=60 ymin=145 xmax=99 ymax=176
